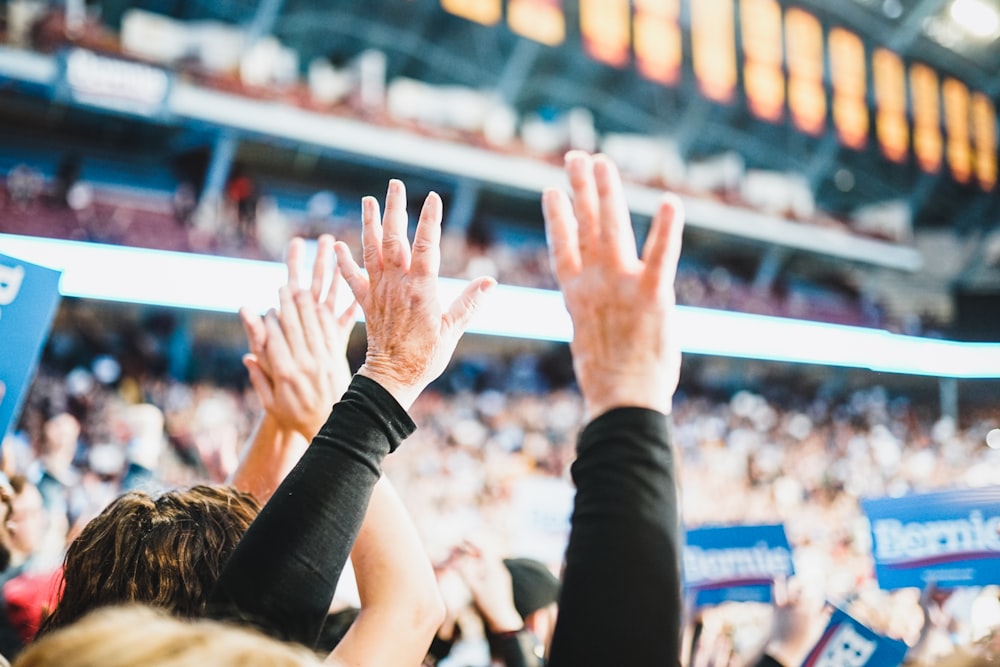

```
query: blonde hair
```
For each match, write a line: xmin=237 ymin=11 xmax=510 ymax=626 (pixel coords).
xmin=15 ymin=606 xmax=324 ymax=667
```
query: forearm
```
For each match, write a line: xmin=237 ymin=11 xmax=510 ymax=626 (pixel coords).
xmin=228 ymin=413 xmax=310 ymax=503
xmin=208 ymin=375 xmax=415 ymax=648
xmin=334 ymin=477 xmax=444 ymax=665
xmin=547 ymin=408 xmax=682 ymax=667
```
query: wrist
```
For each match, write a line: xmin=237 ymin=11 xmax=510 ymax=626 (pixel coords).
xmin=583 ymin=389 xmax=673 ymax=422
xmin=356 ymin=364 xmax=422 ymax=410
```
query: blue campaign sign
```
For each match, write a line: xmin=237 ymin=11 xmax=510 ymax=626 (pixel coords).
xmin=0 ymin=253 xmax=62 ymax=439
xmin=861 ymin=487 xmax=1000 ymax=590
xmin=683 ymin=524 xmax=794 ymax=607
xmin=800 ymin=608 xmax=907 ymax=667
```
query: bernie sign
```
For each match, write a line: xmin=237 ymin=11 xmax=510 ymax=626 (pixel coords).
xmin=862 ymin=487 xmax=1000 ymax=590
xmin=0 ymin=253 xmax=62 ymax=439
xmin=683 ymin=523 xmax=793 ymax=607
xmin=800 ymin=608 xmax=907 ymax=667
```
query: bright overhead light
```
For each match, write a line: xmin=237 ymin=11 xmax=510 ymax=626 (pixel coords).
xmin=6 ymin=233 xmax=1000 ymax=378
xmin=949 ymin=0 xmax=1000 ymax=38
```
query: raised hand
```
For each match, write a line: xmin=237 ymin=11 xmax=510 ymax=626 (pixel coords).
xmin=334 ymin=179 xmax=495 ymax=409
xmin=542 ymin=151 xmax=684 ymax=420
xmin=239 ymin=234 xmax=358 ymax=440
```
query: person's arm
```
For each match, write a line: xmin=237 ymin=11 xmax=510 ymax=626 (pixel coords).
xmin=541 ymin=152 xmax=686 ymax=667
xmin=550 ymin=408 xmax=681 ymax=667
xmin=208 ymin=373 xmax=414 ymax=645
xmin=332 ymin=477 xmax=445 ymax=666
xmin=229 ymin=235 xmax=355 ymax=502
xmin=210 ymin=183 xmax=493 ymax=653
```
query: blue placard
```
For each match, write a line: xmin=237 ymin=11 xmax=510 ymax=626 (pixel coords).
xmin=683 ymin=524 xmax=794 ymax=606
xmin=861 ymin=487 xmax=1000 ymax=590
xmin=801 ymin=608 xmax=907 ymax=667
xmin=0 ymin=253 xmax=62 ymax=439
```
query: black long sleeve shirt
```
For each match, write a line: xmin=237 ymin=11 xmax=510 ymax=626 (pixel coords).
xmin=547 ymin=407 xmax=683 ymax=667
xmin=207 ymin=375 xmax=415 ymax=647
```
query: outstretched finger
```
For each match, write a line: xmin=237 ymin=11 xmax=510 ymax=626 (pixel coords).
xmin=293 ymin=289 xmax=326 ymax=358
xmin=381 ymin=179 xmax=411 ymax=271
xmin=334 ymin=241 xmax=370 ymax=306
xmin=640 ymin=193 xmax=685 ymax=294
xmin=278 ymin=286 xmax=308 ymax=359
xmin=285 ymin=237 xmax=306 ymax=290
xmin=311 ymin=234 xmax=335 ymax=301
xmin=239 ymin=307 xmax=267 ymax=357
xmin=410 ymin=191 xmax=443 ymax=279
xmin=263 ymin=309 xmax=296 ymax=378
xmin=442 ymin=276 xmax=496 ymax=339
xmin=564 ymin=151 xmax=600 ymax=262
xmin=542 ymin=187 xmax=581 ymax=282
xmin=593 ymin=154 xmax=638 ymax=265
xmin=361 ymin=196 xmax=383 ymax=278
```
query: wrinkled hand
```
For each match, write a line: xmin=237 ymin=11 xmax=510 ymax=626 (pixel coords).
xmin=543 ymin=151 xmax=684 ymax=420
xmin=335 ymin=180 xmax=495 ymax=409
xmin=240 ymin=234 xmax=359 ymax=439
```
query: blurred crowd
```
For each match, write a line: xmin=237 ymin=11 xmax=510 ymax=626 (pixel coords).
xmin=2 ymin=327 xmax=997 ymax=663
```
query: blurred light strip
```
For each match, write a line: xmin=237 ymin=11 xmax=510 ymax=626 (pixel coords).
xmin=4 ymin=234 xmax=1000 ymax=378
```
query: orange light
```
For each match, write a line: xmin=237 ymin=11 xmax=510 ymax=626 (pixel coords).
xmin=828 ymin=27 xmax=868 ymax=149
xmin=873 ymin=48 xmax=908 ymax=163
xmin=580 ymin=0 xmax=630 ymax=67
xmin=910 ymin=63 xmax=942 ymax=173
xmin=786 ymin=9 xmax=826 ymax=135
xmin=634 ymin=0 xmax=682 ymax=84
xmin=943 ymin=77 xmax=972 ymax=183
xmin=741 ymin=0 xmax=784 ymax=122
xmin=441 ymin=0 xmax=501 ymax=25
xmin=508 ymin=0 xmax=565 ymax=45
xmin=972 ymin=92 xmax=997 ymax=190
xmin=692 ymin=0 xmax=737 ymax=103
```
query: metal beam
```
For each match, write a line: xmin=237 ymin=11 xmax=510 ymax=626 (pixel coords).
xmin=907 ymin=171 xmax=946 ymax=224
xmin=200 ymin=128 xmax=238 ymax=206
xmin=245 ymin=0 xmax=286 ymax=49
xmin=939 ymin=377 xmax=959 ymax=422
xmin=805 ymin=135 xmax=841 ymax=192
xmin=496 ymin=39 xmax=544 ymax=106
xmin=888 ymin=0 xmax=948 ymax=53
xmin=444 ymin=178 xmax=480 ymax=234
xmin=753 ymin=246 xmax=789 ymax=293
xmin=952 ymin=193 xmax=997 ymax=234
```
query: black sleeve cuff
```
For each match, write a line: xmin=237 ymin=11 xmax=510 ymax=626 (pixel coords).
xmin=318 ymin=374 xmax=417 ymax=454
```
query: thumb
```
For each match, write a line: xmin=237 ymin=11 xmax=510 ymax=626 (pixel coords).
xmin=443 ymin=277 xmax=496 ymax=338
xmin=244 ymin=354 xmax=275 ymax=409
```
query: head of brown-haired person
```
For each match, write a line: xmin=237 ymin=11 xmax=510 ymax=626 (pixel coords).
xmin=37 ymin=485 xmax=259 ymax=636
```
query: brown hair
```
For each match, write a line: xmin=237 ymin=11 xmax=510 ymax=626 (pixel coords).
xmin=16 ymin=605 xmax=323 ymax=667
xmin=38 ymin=485 xmax=260 ymax=636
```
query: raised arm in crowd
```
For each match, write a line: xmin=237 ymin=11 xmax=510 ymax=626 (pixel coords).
xmin=21 ymin=152 xmax=687 ymax=667
xmin=542 ymin=151 xmax=685 ymax=666
xmin=209 ymin=152 xmax=687 ymax=666
xmin=206 ymin=183 xmax=496 ymax=664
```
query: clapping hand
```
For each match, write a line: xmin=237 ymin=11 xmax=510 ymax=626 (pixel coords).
xmin=240 ymin=234 xmax=359 ymax=440
xmin=542 ymin=151 xmax=684 ymax=420
xmin=334 ymin=180 xmax=495 ymax=409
